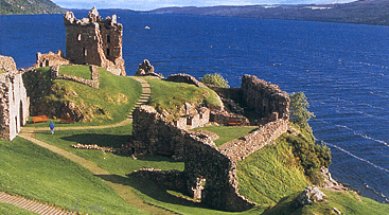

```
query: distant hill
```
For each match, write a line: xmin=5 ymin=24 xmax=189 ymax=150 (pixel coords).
xmin=0 ymin=0 xmax=64 ymax=15
xmin=150 ymin=0 xmax=389 ymax=25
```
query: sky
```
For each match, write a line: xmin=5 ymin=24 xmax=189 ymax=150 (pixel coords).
xmin=53 ymin=0 xmax=357 ymax=11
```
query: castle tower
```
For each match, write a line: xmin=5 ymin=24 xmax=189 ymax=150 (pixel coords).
xmin=64 ymin=7 xmax=126 ymax=76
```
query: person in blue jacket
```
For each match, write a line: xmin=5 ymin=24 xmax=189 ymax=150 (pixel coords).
xmin=49 ymin=121 xmax=55 ymax=135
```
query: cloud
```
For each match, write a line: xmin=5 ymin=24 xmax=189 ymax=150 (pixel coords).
xmin=53 ymin=0 xmax=356 ymax=11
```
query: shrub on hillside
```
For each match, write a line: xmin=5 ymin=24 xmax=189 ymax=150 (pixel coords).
xmin=200 ymin=73 xmax=230 ymax=88
xmin=290 ymin=92 xmax=314 ymax=127
xmin=287 ymin=127 xmax=332 ymax=185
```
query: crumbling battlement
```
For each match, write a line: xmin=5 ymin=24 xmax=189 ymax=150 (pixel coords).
xmin=64 ymin=7 xmax=126 ymax=76
xmin=0 ymin=55 xmax=30 ymax=140
xmin=241 ymin=75 xmax=290 ymax=122
xmin=128 ymin=105 xmax=255 ymax=211
xmin=35 ymin=50 xmax=70 ymax=68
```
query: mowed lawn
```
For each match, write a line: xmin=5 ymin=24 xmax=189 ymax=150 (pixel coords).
xmin=0 ymin=138 xmax=143 ymax=215
xmin=195 ymin=126 xmax=257 ymax=146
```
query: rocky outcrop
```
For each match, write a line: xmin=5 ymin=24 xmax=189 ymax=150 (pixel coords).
xmin=135 ymin=59 xmax=162 ymax=78
xmin=241 ymin=75 xmax=290 ymax=123
xmin=296 ymin=186 xmax=326 ymax=206
xmin=64 ymin=7 xmax=126 ymax=76
xmin=0 ymin=55 xmax=17 ymax=72
xmin=167 ymin=73 xmax=205 ymax=87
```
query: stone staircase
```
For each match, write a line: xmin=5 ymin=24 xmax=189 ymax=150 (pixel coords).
xmin=128 ymin=77 xmax=151 ymax=121
xmin=0 ymin=192 xmax=75 ymax=215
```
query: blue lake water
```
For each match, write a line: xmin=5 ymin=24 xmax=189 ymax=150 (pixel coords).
xmin=1 ymin=11 xmax=388 ymax=203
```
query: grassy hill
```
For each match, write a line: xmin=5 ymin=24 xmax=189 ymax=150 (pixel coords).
xmin=0 ymin=138 xmax=142 ymax=214
xmin=238 ymin=138 xmax=309 ymax=208
xmin=264 ymin=189 xmax=389 ymax=215
xmin=25 ymin=66 xmax=142 ymax=125
xmin=4 ymin=66 xmax=388 ymax=214
xmin=145 ymin=77 xmax=223 ymax=118
xmin=0 ymin=0 xmax=64 ymax=15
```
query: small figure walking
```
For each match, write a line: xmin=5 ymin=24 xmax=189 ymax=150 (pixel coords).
xmin=49 ymin=121 xmax=55 ymax=135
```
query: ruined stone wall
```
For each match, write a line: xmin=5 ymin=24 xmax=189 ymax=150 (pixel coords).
xmin=0 ymin=70 xmax=30 ymax=140
xmin=167 ymin=74 xmax=206 ymax=88
xmin=174 ymin=107 xmax=210 ymax=130
xmin=35 ymin=51 xmax=69 ymax=68
xmin=219 ymin=119 xmax=289 ymax=161
xmin=131 ymin=105 xmax=186 ymax=157
xmin=51 ymin=65 xmax=100 ymax=89
xmin=241 ymin=75 xmax=290 ymax=122
xmin=129 ymin=105 xmax=255 ymax=211
xmin=181 ymin=133 xmax=254 ymax=211
xmin=210 ymin=110 xmax=249 ymax=126
xmin=64 ymin=8 xmax=126 ymax=76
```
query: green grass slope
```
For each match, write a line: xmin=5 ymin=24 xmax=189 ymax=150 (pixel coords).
xmin=59 ymin=65 xmax=92 ymax=80
xmin=145 ymin=77 xmax=223 ymax=117
xmin=27 ymin=66 xmax=142 ymax=125
xmin=195 ymin=126 xmax=257 ymax=146
xmin=237 ymin=138 xmax=309 ymax=208
xmin=0 ymin=203 xmax=34 ymax=215
xmin=55 ymin=67 xmax=142 ymax=123
xmin=34 ymin=125 xmax=264 ymax=215
xmin=35 ymin=125 xmax=184 ymax=176
xmin=0 ymin=138 xmax=142 ymax=215
xmin=0 ymin=0 xmax=64 ymax=15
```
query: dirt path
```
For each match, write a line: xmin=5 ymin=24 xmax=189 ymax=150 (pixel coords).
xmin=0 ymin=192 xmax=75 ymax=215
xmin=8 ymin=78 xmax=174 ymax=214
xmin=19 ymin=131 xmax=172 ymax=215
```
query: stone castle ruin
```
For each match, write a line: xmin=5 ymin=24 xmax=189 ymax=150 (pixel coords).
xmin=35 ymin=50 xmax=69 ymax=68
xmin=0 ymin=56 xmax=30 ymax=140
xmin=64 ymin=8 xmax=126 ymax=76
xmin=127 ymin=74 xmax=291 ymax=211
xmin=35 ymin=8 xmax=126 ymax=76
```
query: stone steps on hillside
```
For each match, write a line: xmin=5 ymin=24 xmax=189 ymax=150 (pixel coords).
xmin=0 ymin=192 xmax=75 ymax=215
xmin=129 ymin=77 xmax=152 ymax=121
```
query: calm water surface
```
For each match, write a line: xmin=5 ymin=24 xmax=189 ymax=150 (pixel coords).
xmin=1 ymin=11 xmax=388 ymax=202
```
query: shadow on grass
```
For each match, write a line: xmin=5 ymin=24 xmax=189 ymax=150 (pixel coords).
xmin=96 ymin=174 xmax=201 ymax=208
xmin=62 ymin=134 xmax=131 ymax=148
xmin=136 ymin=155 xmax=181 ymax=163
